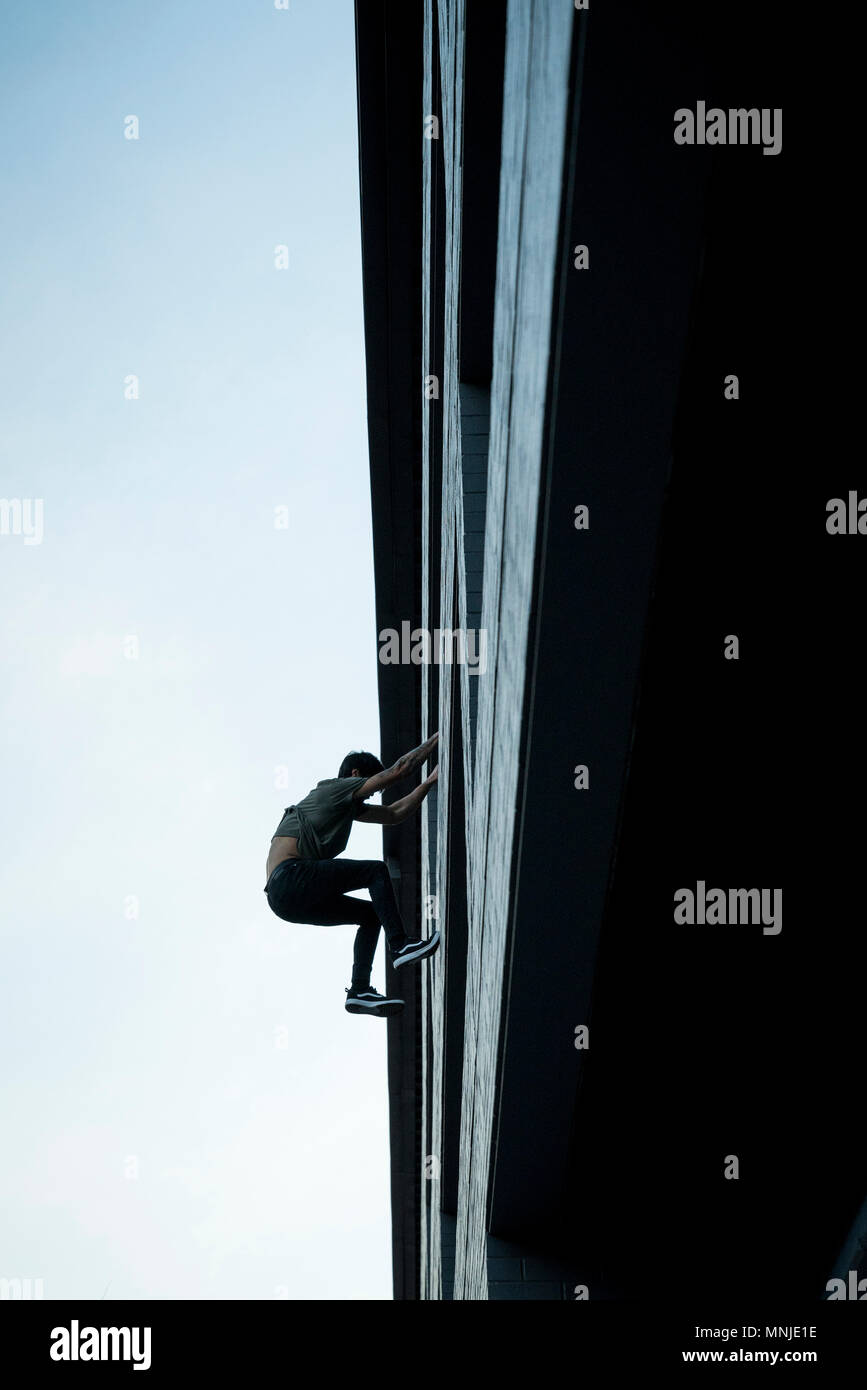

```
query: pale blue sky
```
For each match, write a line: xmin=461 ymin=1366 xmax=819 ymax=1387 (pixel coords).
xmin=0 ymin=0 xmax=395 ymax=1300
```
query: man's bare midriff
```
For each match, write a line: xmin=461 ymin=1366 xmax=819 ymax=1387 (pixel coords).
xmin=266 ymin=836 xmax=302 ymax=881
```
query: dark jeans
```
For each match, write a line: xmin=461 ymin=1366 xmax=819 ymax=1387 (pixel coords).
xmin=264 ymin=857 xmax=409 ymax=984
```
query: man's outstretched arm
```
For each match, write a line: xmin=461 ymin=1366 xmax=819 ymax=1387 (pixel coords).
xmin=353 ymin=765 xmax=438 ymax=825
xmin=353 ymin=732 xmax=438 ymax=801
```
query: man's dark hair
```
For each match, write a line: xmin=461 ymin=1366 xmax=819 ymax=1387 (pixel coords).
xmin=338 ymin=750 xmax=383 ymax=780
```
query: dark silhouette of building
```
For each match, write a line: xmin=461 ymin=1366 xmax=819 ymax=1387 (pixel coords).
xmin=354 ymin=0 xmax=863 ymax=1301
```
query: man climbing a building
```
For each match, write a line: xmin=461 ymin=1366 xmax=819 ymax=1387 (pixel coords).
xmin=264 ymin=732 xmax=440 ymax=1017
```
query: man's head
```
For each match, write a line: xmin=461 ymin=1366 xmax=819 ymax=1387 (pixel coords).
xmin=338 ymin=750 xmax=383 ymax=780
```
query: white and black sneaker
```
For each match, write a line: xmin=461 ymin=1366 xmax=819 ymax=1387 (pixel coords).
xmin=344 ymin=985 xmax=405 ymax=1017
xmin=391 ymin=930 xmax=441 ymax=969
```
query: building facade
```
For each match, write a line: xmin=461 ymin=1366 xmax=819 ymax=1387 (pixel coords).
xmin=354 ymin=0 xmax=862 ymax=1303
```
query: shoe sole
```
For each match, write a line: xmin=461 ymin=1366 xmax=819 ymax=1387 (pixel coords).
xmin=393 ymin=930 xmax=441 ymax=968
xmin=345 ymin=1000 xmax=404 ymax=1017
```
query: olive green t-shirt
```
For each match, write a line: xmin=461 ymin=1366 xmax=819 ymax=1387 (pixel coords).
xmin=272 ymin=776 xmax=369 ymax=861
